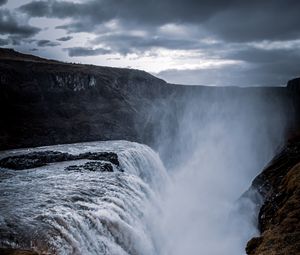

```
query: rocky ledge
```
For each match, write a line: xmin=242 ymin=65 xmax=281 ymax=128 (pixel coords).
xmin=65 ymin=161 xmax=120 ymax=172
xmin=0 ymin=150 xmax=119 ymax=170
xmin=246 ymin=138 xmax=300 ymax=254
xmin=0 ymin=248 xmax=39 ymax=255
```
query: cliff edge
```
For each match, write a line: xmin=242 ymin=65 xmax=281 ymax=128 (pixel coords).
xmin=246 ymin=137 xmax=300 ymax=254
xmin=1 ymin=48 xmax=298 ymax=153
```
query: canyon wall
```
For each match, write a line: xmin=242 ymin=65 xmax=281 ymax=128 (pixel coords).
xmin=1 ymin=48 xmax=299 ymax=156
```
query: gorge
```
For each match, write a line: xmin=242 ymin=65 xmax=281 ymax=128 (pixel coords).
xmin=0 ymin=48 xmax=299 ymax=255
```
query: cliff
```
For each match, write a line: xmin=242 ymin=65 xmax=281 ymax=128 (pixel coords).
xmin=244 ymin=78 xmax=300 ymax=254
xmin=0 ymin=48 xmax=300 ymax=254
xmin=246 ymin=137 xmax=300 ymax=255
xmin=0 ymin=48 xmax=173 ymax=150
xmin=1 ymin=48 xmax=299 ymax=156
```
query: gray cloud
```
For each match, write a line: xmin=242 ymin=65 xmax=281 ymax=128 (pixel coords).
xmin=19 ymin=0 xmax=222 ymax=25
xmin=19 ymin=0 xmax=300 ymax=42
xmin=205 ymin=1 xmax=300 ymax=42
xmin=12 ymin=0 xmax=300 ymax=86
xmin=66 ymin=47 xmax=112 ymax=57
xmin=37 ymin=40 xmax=60 ymax=47
xmin=0 ymin=0 xmax=7 ymax=6
xmin=57 ymin=36 xmax=73 ymax=42
xmin=228 ymin=47 xmax=300 ymax=64
xmin=0 ymin=38 xmax=9 ymax=46
xmin=157 ymin=48 xmax=300 ymax=87
xmin=19 ymin=1 xmax=81 ymax=19
xmin=0 ymin=9 xmax=40 ymax=38
xmin=93 ymin=34 xmax=201 ymax=55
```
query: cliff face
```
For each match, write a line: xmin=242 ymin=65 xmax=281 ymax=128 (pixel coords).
xmin=1 ymin=48 xmax=300 ymax=254
xmin=0 ymin=48 xmax=174 ymax=150
xmin=244 ymin=78 xmax=300 ymax=254
xmin=246 ymin=138 xmax=300 ymax=255
xmin=1 ymin=48 xmax=299 ymax=156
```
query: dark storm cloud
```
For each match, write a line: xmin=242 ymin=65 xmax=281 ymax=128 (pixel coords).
xmin=0 ymin=9 xmax=41 ymax=38
xmin=205 ymin=1 xmax=300 ymax=42
xmin=66 ymin=47 xmax=112 ymax=57
xmin=57 ymin=36 xmax=73 ymax=42
xmin=19 ymin=0 xmax=300 ymax=42
xmin=0 ymin=0 xmax=7 ymax=6
xmin=19 ymin=0 xmax=227 ymax=26
xmin=19 ymin=1 xmax=81 ymax=19
xmin=15 ymin=0 xmax=300 ymax=86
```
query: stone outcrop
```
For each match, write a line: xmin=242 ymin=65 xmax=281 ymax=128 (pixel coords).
xmin=246 ymin=138 xmax=300 ymax=255
xmin=0 ymin=151 xmax=119 ymax=170
xmin=65 ymin=161 xmax=116 ymax=172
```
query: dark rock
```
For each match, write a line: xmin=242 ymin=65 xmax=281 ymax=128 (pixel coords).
xmin=77 ymin=152 xmax=119 ymax=166
xmin=65 ymin=161 xmax=114 ymax=172
xmin=0 ymin=248 xmax=39 ymax=255
xmin=245 ymin=137 xmax=300 ymax=255
xmin=287 ymin=77 xmax=300 ymax=91
xmin=0 ymin=151 xmax=119 ymax=170
xmin=64 ymin=165 xmax=79 ymax=171
xmin=246 ymin=237 xmax=263 ymax=254
xmin=0 ymin=157 xmax=45 ymax=170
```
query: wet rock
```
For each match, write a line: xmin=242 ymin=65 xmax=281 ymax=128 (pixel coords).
xmin=0 ymin=157 xmax=45 ymax=170
xmin=65 ymin=161 xmax=114 ymax=172
xmin=246 ymin=237 xmax=263 ymax=254
xmin=246 ymin=138 xmax=300 ymax=255
xmin=64 ymin=165 xmax=80 ymax=171
xmin=0 ymin=151 xmax=119 ymax=170
xmin=77 ymin=152 xmax=119 ymax=166
xmin=0 ymin=248 xmax=39 ymax=255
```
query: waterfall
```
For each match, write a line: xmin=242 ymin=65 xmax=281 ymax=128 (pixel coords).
xmin=0 ymin=141 xmax=168 ymax=255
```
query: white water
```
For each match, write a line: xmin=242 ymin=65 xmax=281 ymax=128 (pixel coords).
xmin=151 ymin=90 xmax=287 ymax=255
xmin=0 ymin=136 xmax=279 ymax=255
xmin=0 ymin=141 xmax=168 ymax=254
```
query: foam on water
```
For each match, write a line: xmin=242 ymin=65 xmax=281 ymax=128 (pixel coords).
xmin=0 ymin=140 xmax=167 ymax=255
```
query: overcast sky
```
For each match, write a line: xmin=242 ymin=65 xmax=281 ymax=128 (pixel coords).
xmin=0 ymin=0 xmax=299 ymax=86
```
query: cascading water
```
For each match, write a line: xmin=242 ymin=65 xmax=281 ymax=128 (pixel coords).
xmin=0 ymin=141 xmax=168 ymax=255
xmin=0 ymin=132 xmax=281 ymax=254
